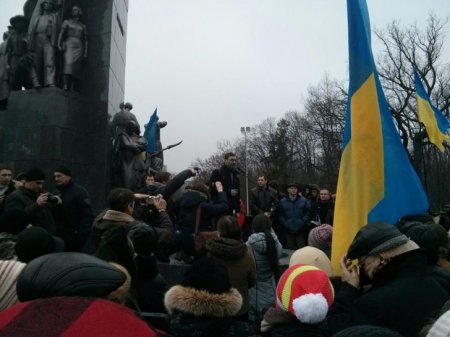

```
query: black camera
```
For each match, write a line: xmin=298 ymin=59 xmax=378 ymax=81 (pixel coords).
xmin=47 ymin=193 xmax=59 ymax=203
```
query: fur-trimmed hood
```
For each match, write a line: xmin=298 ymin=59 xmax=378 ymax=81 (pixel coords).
xmin=164 ymin=285 xmax=242 ymax=317
xmin=102 ymin=210 xmax=134 ymax=223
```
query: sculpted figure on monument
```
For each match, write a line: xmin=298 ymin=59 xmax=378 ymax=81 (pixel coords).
xmin=111 ymin=102 xmax=141 ymax=138
xmin=114 ymin=120 xmax=148 ymax=191
xmin=5 ymin=15 xmax=40 ymax=90
xmin=57 ymin=6 xmax=87 ymax=91
xmin=28 ymin=0 xmax=60 ymax=87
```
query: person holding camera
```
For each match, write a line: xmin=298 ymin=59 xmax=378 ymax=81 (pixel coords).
xmin=5 ymin=168 xmax=61 ymax=235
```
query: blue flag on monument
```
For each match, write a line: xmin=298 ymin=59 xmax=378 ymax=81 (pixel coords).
xmin=144 ymin=108 xmax=158 ymax=153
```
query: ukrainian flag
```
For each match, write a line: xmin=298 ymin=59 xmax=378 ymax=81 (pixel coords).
xmin=414 ymin=69 xmax=450 ymax=152
xmin=331 ymin=0 xmax=429 ymax=273
xmin=144 ymin=108 xmax=158 ymax=153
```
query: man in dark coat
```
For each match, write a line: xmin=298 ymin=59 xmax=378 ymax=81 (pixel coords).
xmin=5 ymin=168 xmax=59 ymax=235
xmin=249 ymin=175 xmax=278 ymax=217
xmin=52 ymin=166 xmax=94 ymax=251
xmin=92 ymin=188 xmax=174 ymax=253
xmin=209 ymin=152 xmax=240 ymax=215
xmin=0 ymin=164 xmax=17 ymax=216
xmin=328 ymin=221 xmax=449 ymax=337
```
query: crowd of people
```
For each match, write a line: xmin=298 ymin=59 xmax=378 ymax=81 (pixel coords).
xmin=1 ymin=153 xmax=450 ymax=337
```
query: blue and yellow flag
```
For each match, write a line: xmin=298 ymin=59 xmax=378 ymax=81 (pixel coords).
xmin=331 ymin=0 xmax=429 ymax=273
xmin=413 ymin=69 xmax=450 ymax=152
xmin=144 ymin=108 xmax=158 ymax=153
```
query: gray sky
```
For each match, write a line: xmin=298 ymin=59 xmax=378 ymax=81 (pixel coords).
xmin=1 ymin=0 xmax=449 ymax=172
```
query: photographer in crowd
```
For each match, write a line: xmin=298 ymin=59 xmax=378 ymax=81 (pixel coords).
xmin=5 ymin=168 xmax=61 ymax=235
xmin=92 ymin=188 xmax=174 ymax=253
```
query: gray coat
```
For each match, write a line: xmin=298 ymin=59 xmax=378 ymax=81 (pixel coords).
xmin=246 ymin=231 xmax=283 ymax=324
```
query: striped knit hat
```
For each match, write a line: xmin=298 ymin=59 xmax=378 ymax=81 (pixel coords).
xmin=276 ymin=264 xmax=334 ymax=324
xmin=0 ymin=297 xmax=157 ymax=337
xmin=0 ymin=260 xmax=26 ymax=311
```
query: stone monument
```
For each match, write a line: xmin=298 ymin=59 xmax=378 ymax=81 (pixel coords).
xmin=0 ymin=0 xmax=129 ymax=212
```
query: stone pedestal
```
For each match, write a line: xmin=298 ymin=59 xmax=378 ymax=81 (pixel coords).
xmin=0 ymin=87 xmax=111 ymax=212
xmin=0 ymin=0 xmax=129 ymax=212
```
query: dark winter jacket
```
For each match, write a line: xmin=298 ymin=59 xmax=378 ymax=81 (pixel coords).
xmin=310 ymin=200 xmax=334 ymax=225
xmin=249 ymin=186 xmax=278 ymax=216
xmin=164 ymin=284 xmax=255 ymax=337
xmin=206 ymin=237 xmax=257 ymax=316
xmin=92 ymin=210 xmax=174 ymax=251
xmin=0 ymin=181 xmax=17 ymax=216
xmin=327 ymin=249 xmax=449 ymax=337
xmin=53 ymin=181 xmax=94 ymax=251
xmin=210 ymin=165 xmax=240 ymax=214
xmin=177 ymin=190 xmax=228 ymax=233
xmin=5 ymin=187 xmax=58 ymax=234
xmin=135 ymin=254 xmax=168 ymax=313
xmin=278 ymin=196 xmax=310 ymax=233
xmin=261 ymin=307 xmax=329 ymax=337
xmin=0 ymin=232 xmax=16 ymax=260
xmin=145 ymin=169 xmax=194 ymax=199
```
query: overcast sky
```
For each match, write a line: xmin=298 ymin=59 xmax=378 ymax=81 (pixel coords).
xmin=1 ymin=0 xmax=449 ymax=172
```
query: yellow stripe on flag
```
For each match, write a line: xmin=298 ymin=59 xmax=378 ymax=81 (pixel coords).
xmin=331 ymin=73 xmax=384 ymax=274
xmin=417 ymin=96 xmax=450 ymax=152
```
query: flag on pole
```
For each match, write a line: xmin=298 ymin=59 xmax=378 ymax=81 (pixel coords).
xmin=413 ymin=69 xmax=450 ymax=152
xmin=331 ymin=0 xmax=429 ymax=273
xmin=144 ymin=108 xmax=158 ymax=153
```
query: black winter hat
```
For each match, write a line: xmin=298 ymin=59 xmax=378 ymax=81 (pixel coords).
xmin=347 ymin=222 xmax=408 ymax=260
xmin=287 ymin=182 xmax=299 ymax=189
xmin=128 ymin=223 xmax=158 ymax=256
xmin=15 ymin=227 xmax=65 ymax=263
xmin=24 ymin=168 xmax=46 ymax=181
xmin=182 ymin=256 xmax=231 ymax=294
xmin=54 ymin=165 xmax=72 ymax=177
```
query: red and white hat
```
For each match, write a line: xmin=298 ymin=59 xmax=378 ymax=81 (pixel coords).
xmin=276 ymin=264 xmax=334 ymax=324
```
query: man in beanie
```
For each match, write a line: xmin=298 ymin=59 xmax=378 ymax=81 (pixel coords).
xmin=278 ymin=183 xmax=311 ymax=249
xmin=52 ymin=166 xmax=94 ymax=251
xmin=328 ymin=221 xmax=449 ymax=336
xmin=5 ymin=168 xmax=60 ymax=235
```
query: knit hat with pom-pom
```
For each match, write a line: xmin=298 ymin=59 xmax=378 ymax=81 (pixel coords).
xmin=276 ymin=264 xmax=334 ymax=324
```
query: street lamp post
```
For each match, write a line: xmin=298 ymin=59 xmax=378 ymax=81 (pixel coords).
xmin=240 ymin=126 xmax=251 ymax=215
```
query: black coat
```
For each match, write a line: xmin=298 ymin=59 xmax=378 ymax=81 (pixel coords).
xmin=53 ymin=181 xmax=94 ymax=251
xmin=261 ymin=307 xmax=328 ymax=337
xmin=249 ymin=186 xmax=278 ymax=216
xmin=135 ymin=254 xmax=168 ymax=313
xmin=328 ymin=249 xmax=449 ymax=337
xmin=210 ymin=165 xmax=240 ymax=214
xmin=5 ymin=187 xmax=58 ymax=234
xmin=0 ymin=181 xmax=17 ymax=216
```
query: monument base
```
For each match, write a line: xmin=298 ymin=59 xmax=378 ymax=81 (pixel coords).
xmin=0 ymin=87 xmax=111 ymax=212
